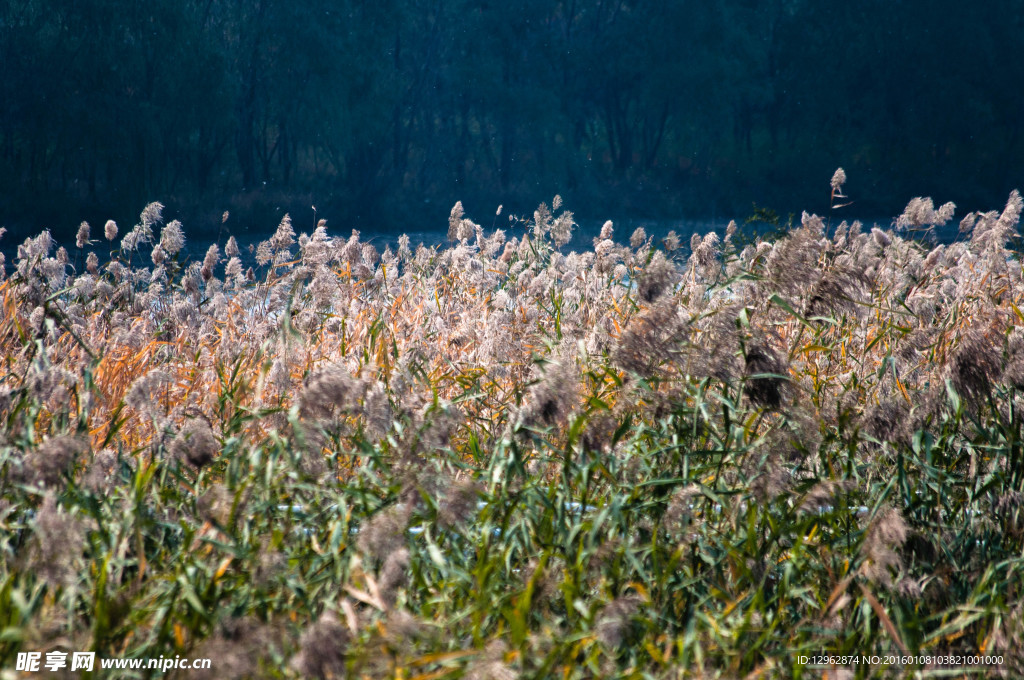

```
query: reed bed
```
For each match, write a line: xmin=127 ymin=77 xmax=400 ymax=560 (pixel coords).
xmin=2 ymin=182 xmax=1024 ymax=678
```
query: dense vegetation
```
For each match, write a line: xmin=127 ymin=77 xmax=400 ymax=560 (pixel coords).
xmin=2 ymin=179 xmax=1024 ymax=677
xmin=4 ymin=1 xmax=1024 ymax=237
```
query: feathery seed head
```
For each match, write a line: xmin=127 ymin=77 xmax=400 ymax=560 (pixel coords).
xmin=831 ymin=167 xmax=847 ymax=194
xmin=519 ymin=357 xmax=579 ymax=429
xmin=21 ymin=435 xmax=88 ymax=487
xmin=160 ymin=220 xmax=185 ymax=255
xmin=28 ymin=306 xmax=45 ymax=333
xmin=357 ymin=504 xmax=411 ymax=563
xmin=725 ymin=220 xmax=738 ymax=242
xmin=125 ymin=369 xmax=172 ymax=415
xmin=379 ymin=548 xmax=411 ymax=608
xmin=29 ymin=493 xmax=86 ymax=588
xmin=271 ymin=214 xmax=295 ymax=253
xmin=299 ymin=365 xmax=360 ymax=420
xmin=799 ymin=480 xmax=853 ymax=515
xmin=596 ymin=594 xmax=642 ymax=648
xmin=743 ymin=341 xmax=787 ymax=410
xmin=630 ymin=227 xmax=647 ymax=249
xmin=225 ymin=256 xmax=243 ymax=280
xmin=81 ymin=448 xmax=118 ymax=494
xmin=120 ymin=228 xmax=141 ymax=253
xmin=937 ymin=201 xmax=956 ymax=224
xmin=362 ymin=381 xmax=392 ymax=437
xmin=76 ymin=221 xmax=90 ymax=248
xmin=436 ymin=477 xmax=482 ymax=531
xmin=860 ymin=504 xmax=908 ymax=588
xmin=637 ymin=250 xmax=676 ymax=302
xmin=949 ymin=328 xmax=1001 ymax=409
xmin=533 ymin=203 xmax=552 ymax=239
xmin=1000 ymin=189 xmax=1023 ymax=230
xmin=291 ymin=611 xmax=349 ymax=679
xmin=224 ymin=236 xmax=239 ymax=259
xmin=550 ymin=212 xmax=574 ymax=248
xmin=465 ymin=640 xmax=516 ymax=680
xmin=21 ymin=230 xmax=53 ymax=260
xmin=694 ymin=232 xmax=721 ymax=269
xmin=663 ymin=484 xmax=701 ymax=536
xmin=151 ymin=245 xmax=167 ymax=266
xmin=201 ymin=244 xmax=220 ymax=281
xmin=397 ymin=233 xmax=411 ymax=260
xmin=663 ymin=230 xmax=680 ymax=251
xmin=959 ymin=212 xmax=978 ymax=235
xmin=197 ymin=483 xmax=238 ymax=526
xmin=170 ymin=418 xmax=219 ymax=469
xmin=361 ymin=243 xmax=379 ymax=266
xmin=871 ymin=227 xmax=891 ymax=248
xmin=255 ymin=241 xmax=272 ymax=266
xmin=861 ymin=396 xmax=908 ymax=443
xmin=448 ymin=201 xmax=466 ymax=242
xmin=140 ymin=202 xmax=164 ymax=229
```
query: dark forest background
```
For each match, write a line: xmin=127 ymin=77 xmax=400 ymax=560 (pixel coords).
xmin=3 ymin=0 xmax=1024 ymax=242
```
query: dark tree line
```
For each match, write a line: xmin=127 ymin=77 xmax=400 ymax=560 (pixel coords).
xmin=3 ymin=0 xmax=1024 ymax=239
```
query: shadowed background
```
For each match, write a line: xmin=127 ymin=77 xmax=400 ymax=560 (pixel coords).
xmin=1 ymin=0 xmax=1021 ymax=243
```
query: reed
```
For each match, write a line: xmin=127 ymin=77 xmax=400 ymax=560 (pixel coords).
xmin=1 ymin=184 xmax=1023 ymax=678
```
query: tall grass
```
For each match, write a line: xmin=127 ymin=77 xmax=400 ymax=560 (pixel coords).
xmin=2 ymin=187 xmax=1024 ymax=678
